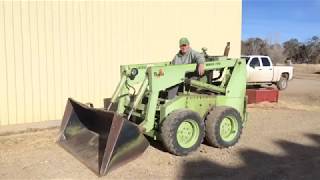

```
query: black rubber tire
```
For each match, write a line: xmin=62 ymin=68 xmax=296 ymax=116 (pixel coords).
xmin=160 ymin=109 xmax=205 ymax=156
xmin=276 ymin=75 xmax=288 ymax=90
xmin=205 ymin=107 xmax=243 ymax=148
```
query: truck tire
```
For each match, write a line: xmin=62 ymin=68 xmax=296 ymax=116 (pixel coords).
xmin=205 ymin=107 xmax=243 ymax=148
xmin=276 ymin=75 xmax=288 ymax=90
xmin=160 ymin=109 xmax=205 ymax=156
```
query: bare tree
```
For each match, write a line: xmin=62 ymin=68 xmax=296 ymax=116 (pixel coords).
xmin=242 ymin=36 xmax=320 ymax=64
xmin=241 ymin=38 xmax=268 ymax=55
xmin=267 ymin=43 xmax=285 ymax=64
xmin=283 ymin=39 xmax=302 ymax=63
xmin=306 ymin=36 xmax=320 ymax=64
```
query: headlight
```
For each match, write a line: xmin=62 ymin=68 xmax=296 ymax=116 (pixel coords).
xmin=129 ymin=68 xmax=138 ymax=80
xmin=131 ymin=68 xmax=138 ymax=76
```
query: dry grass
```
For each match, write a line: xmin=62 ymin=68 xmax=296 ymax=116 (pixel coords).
xmin=293 ymin=64 xmax=320 ymax=74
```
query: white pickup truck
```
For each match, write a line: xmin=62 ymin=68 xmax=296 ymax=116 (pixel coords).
xmin=243 ymin=55 xmax=293 ymax=90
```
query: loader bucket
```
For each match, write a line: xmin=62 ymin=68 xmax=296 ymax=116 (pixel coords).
xmin=57 ymin=98 xmax=149 ymax=176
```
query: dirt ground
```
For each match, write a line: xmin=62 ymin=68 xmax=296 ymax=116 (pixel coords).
xmin=1 ymin=64 xmax=320 ymax=180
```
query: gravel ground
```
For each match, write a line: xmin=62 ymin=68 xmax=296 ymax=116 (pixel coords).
xmin=0 ymin=69 xmax=320 ymax=180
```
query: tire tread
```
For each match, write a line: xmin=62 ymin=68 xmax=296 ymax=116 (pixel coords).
xmin=205 ymin=106 xmax=243 ymax=148
xmin=160 ymin=109 xmax=205 ymax=156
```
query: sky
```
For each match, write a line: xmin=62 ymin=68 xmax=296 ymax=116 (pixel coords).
xmin=242 ymin=0 xmax=320 ymax=43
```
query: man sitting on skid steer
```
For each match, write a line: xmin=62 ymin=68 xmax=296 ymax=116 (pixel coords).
xmin=172 ymin=37 xmax=205 ymax=76
xmin=167 ymin=37 xmax=206 ymax=98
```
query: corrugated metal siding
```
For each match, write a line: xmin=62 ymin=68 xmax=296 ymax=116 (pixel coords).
xmin=0 ymin=0 xmax=242 ymax=126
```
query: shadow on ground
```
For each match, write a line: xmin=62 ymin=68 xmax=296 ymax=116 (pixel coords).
xmin=146 ymin=136 xmax=168 ymax=153
xmin=180 ymin=133 xmax=320 ymax=180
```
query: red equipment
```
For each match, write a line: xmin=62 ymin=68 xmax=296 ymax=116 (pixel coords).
xmin=246 ymin=88 xmax=279 ymax=104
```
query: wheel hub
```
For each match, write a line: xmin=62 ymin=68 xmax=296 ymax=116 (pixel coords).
xmin=176 ymin=119 xmax=199 ymax=148
xmin=219 ymin=116 xmax=238 ymax=142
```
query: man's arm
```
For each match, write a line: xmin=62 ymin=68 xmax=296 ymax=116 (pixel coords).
xmin=197 ymin=64 xmax=205 ymax=76
xmin=193 ymin=51 xmax=205 ymax=76
xmin=194 ymin=51 xmax=205 ymax=64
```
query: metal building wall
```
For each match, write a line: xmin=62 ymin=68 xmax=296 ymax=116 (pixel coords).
xmin=0 ymin=0 xmax=242 ymax=126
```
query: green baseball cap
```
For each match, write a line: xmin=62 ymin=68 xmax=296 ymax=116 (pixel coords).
xmin=179 ymin=37 xmax=190 ymax=46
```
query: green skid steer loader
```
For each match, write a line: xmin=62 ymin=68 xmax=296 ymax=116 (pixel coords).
xmin=57 ymin=48 xmax=247 ymax=176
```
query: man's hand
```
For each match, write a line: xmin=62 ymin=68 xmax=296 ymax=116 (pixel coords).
xmin=198 ymin=64 xmax=205 ymax=76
